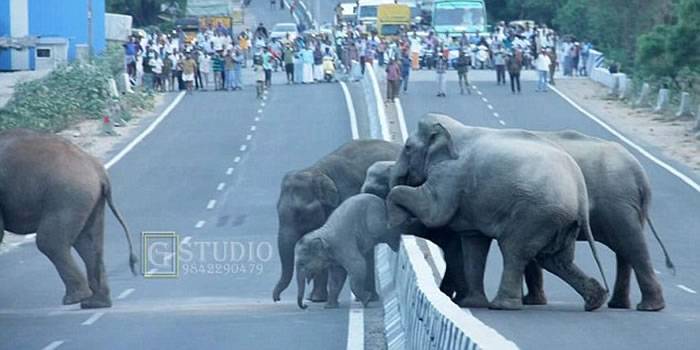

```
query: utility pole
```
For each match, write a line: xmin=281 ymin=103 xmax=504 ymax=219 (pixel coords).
xmin=87 ymin=0 xmax=93 ymax=58
xmin=315 ymin=0 xmax=320 ymax=30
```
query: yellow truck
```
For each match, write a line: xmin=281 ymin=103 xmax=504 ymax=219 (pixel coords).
xmin=377 ymin=4 xmax=411 ymax=38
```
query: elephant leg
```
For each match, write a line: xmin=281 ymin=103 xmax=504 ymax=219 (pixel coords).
xmin=364 ymin=249 xmax=379 ymax=301
xmin=74 ymin=203 xmax=112 ymax=309
xmin=0 ymin=215 xmax=4 ymax=244
xmin=325 ymin=265 xmax=347 ymax=309
xmin=523 ymin=261 xmax=547 ymax=305
xmin=607 ymin=254 xmax=632 ymax=309
xmin=456 ymin=234 xmax=491 ymax=308
xmin=309 ymin=269 xmax=329 ymax=302
xmin=537 ymin=244 xmax=608 ymax=312
xmin=35 ymin=217 xmax=92 ymax=305
xmin=490 ymin=246 xmax=529 ymax=310
xmin=337 ymin=248 xmax=370 ymax=307
xmin=436 ymin=235 xmax=466 ymax=301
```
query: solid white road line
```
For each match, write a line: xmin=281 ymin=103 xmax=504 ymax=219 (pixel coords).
xmin=339 ymin=81 xmax=360 ymax=140
xmin=346 ymin=300 xmax=365 ymax=350
xmin=81 ymin=312 xmax=105 ymax=326
xmin=550 ymin=85 xmax=700 ymax=193
xmin=240 ymin=144 xmax=247 ymax=152
xmin=394 ymin=98 xmax=409 ymax=142
xmin=677 ymin=284 xmax=698 ymax=294
xmin=41 ymin=340 xmax=65 ymax=350
xmin=250 ymin=125 xmax=257 ymax=131
xmin=217 ymin=182 xmax=226 ymax=191
xmin=105 ymin=92 xmax=186 ymax=170
xmin=246 ymin=134 xmax=252 ymax=141
xmin=195 ymin=220 xmax=206 ymax=229
xmin=366 ymin=64 xmax=390 ymax=140
xmin=206 ymin=200 xmax=216 ymax=210
xmin=117 ymin=288 xmax=135 ymax=300
xmin=226 ymin=167 xmax=234 ymax=175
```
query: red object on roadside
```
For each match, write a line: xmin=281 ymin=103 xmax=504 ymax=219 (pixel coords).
xmin=103 ymin=116 xmax=110 ymax=124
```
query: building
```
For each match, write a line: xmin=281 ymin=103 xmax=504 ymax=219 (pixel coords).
xmin=0 ymin=0 xmax=105 ymax=71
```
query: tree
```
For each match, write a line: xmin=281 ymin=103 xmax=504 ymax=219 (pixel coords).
xmin=107 ymin=0 xmax=186 ymax=27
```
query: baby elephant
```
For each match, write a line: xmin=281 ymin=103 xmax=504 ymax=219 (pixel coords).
xmin=294 ymin=193 xmax=402 ymax=309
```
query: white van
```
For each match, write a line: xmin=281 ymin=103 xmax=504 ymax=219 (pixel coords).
xmin=356 ymin=0 xmax=395 ymax=31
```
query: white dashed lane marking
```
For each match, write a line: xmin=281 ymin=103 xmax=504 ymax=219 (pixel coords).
xmin=195 ymin=220 xmax=206 ymax=229
xmin=217 ymin=182 xmax=226 ymax=191
xmin=257 ymin=109 xmax=263 ymax=114
xmin=487 ymin=104 xmax=494 ymax=110
xmin=246 ymin=134 xmax=252 ymax=141
xmin=498 ymin=120 xmax=506 ymax=126
xmin=117 ymin=288 xmax=135 ymax=300
xmin=476 ymin=91 xmax=482 ymax=95
xmin=250 ymin=125 xmax=257 ymax=131
xmin=41 ymin=340 xmax=65 ymax=350
xmin=206 ymin=200 xmax=216 ymax=210
xmin=482 ymin=97 xmax=488 ymax=103
xmin=677 ymin=284 xmax=697 ymax=294
xmin=81 ymin=312 xmax=105 ymax=326
xmin=255 ymin=117 xmax=260 ymax=122
xmin=234 ymin=156 xmax=241 ymax=163
xmin=493 ymin=112 xmax=500 ymax=118
xmin=226 ymin=167 xmax=234 ymax=175
xmin=240 ymin=145 xmax=247 ymax=152
xmin=181 ymin=236 xmax=192 ymax=245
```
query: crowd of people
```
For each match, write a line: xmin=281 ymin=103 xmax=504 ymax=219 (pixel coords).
xmin=122 ymin=15 xmax=592 ymax=98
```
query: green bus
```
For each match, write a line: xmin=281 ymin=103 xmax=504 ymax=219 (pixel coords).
xmin=431 ymin=0 xmax=487 ymax=37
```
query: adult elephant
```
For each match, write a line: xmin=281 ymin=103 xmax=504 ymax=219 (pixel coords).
xmin=272 ymin=139 xmax=402 ymax=303
xmin=387 ymin=114 xmax=609 ymax=311
xmin=0 ymin=129 xmax=137 ymax=309
xmin=427 ymin=130 xmax=674 ymax=311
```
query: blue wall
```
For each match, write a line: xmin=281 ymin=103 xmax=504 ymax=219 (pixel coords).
xmin=28 ymin=0 xmax=105 ymax=60
xmin=0 ymin=0 xmax=11 ymax=69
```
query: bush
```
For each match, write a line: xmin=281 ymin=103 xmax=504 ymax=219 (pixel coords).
xmin=0 ymin=43 xmax=154 ymax=132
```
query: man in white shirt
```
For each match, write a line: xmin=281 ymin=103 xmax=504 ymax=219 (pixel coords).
xmin=534 ymin=48 xmax=551 ymax=92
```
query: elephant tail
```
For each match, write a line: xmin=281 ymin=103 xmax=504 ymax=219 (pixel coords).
xmin=103 ymin=181 xmax=138 ymax=276
xmin=581 ymin=220 xmax=609 ymax=292
xmin=647 ymin=217 xmax=676 ymax=275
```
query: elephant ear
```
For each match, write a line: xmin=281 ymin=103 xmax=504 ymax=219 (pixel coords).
xmin=314 ymin=174 xmax=340 ymax=208
xmin=426 ymin=122 xmax=458 ymax=165
xmin=309 ymin=237 xmax=331 ymax=258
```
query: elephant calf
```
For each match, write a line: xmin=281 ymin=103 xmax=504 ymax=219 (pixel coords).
xmin=0 ymin=129 xmax=137 ymax=309
xmin=294 ymin=193 xmax=404 ymax=309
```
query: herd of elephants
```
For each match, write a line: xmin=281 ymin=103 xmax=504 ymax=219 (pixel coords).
xmin=0 ymin=113 xmax=675 ymax=313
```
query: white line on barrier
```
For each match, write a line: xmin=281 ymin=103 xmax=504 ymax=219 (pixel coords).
xmin=550 ymin=85 xmax=700 ymax=193
xmin=677 ymin=284 xmax=698 ymax=294
xmin=195 ymin=220 xmax=206 ymax=229
xmin=217 ymin=182 xmax=226 ymax=191
xmin=41 ymin=340 xmax=65 ymax=350
xmin=206 ymin=200 xmax=216 ymax=210
xmin=339 ymin=81 xmax=360 ymax=140
xmin=81 ymin=312 xmax=105 ymax=326
xmin=105 ymin=92 xmax=186 ymax=170
xmin=425 ymin=240 xmax=447 ymax=276
xmin=226 ymin=167 xmax=234 ymax=175
xmin=394 ymin=98 xmax=409 ymax=142
xmin=116 ymin=288 xmax=135 ymax=300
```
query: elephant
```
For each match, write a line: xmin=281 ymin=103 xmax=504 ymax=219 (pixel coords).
xmin=0 ymin=129 xmax=137 ymax=309
xmin=272 ymin=139 xmax=402 ymax=304
xmin=387 ymin=113 xmax=610 ymax=311
xmin=423 ymin=130 xmax=674 ymax=312
xmin=361 ymin=161 xmax=469 ymax=300
xmin=294 ymin=193 xmax=404 ymax=309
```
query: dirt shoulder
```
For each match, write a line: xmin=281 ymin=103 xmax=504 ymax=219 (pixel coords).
xmin=555 ymin=78 xmax=700 ymax=175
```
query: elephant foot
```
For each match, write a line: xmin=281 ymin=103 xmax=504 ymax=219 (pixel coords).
xmin=636 ymin=297 xmax=665 ymax=312
xmin=456 ymin=293 xmax=490 ymax=308
xmin=308 ymin=291 xmax=328 ymax=303
xmin=522 ymin=292 xmax=548 ymax=305
xmin=324 ymin=301 xmax=340 ymax=309
xmin=80 ymin=294 xmax=112 ymax=309
xmin=368 ymin=292 xmax=380 ymax=302
xmin=583 ymin=278 xmax=608 ymax=312
xmin=607 ymin=296 xmax=631 ymax=309
xmin=63 ymin=289 xmax=92 ymax=305
xmin=489 ymin=297 xmax=523 ymax=310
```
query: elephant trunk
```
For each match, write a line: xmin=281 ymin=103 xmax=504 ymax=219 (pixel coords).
xmin=272 ymin=233 xmax=297 ymax=302
xmin=296 ymin=265 xmax=308 ymax=309
xmin=390 ymin=148 xmax=410 ymax=188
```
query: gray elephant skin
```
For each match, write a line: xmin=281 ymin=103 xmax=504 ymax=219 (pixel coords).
xmin=0 ymin=129 xmax=137 ymax=309
xmin=387 ymin=114 xmax=609 ymax=311
xmin=294 ymin=193 xmax=403 ymax=309
xmin=272 ymin=139 xmax=401 ymax=304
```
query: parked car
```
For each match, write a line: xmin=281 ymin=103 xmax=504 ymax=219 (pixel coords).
xmin=270 ymin=22 xmax=299 ymax=41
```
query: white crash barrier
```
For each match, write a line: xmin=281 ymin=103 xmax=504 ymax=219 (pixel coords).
xmin=376 ymin=237 xmax=519 ymax=350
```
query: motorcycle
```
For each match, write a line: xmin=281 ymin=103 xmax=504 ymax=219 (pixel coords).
xmin=322 ymin=56 xmax=336 ymax=82
xmin=420 ymin=46 xmax=435 ymax=70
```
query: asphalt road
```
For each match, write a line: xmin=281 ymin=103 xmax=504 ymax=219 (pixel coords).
xmin=399 ymin=77 xmax=700 ymax=350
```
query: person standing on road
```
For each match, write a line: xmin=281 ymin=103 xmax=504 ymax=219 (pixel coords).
xmin=385 ymin=58 xmax=401 ymax=103
xmin=200 ymin=52 xmax=212 ymax=91
xmin=283 ymin=44 xmax=295 ymax=84
xmin=535 ymin=48 xmax=551 ymax=92
xmin=547 ymin=47 xmax=557 ymax=85
xmin=455 ymin=50 xmax=471 ymax=95
xmin=181 ymin=52 xmax=198 ymax=94
xmin=302 ymin=46 xmax=314 ymax=84
xmin=400 ymin=51 xmax=411 ymax=93
xmin=233 ymin=48 xmax=244 ymax=90
xmin=212 ymin=52 xmax=223 ymax=90
xmin=506 ymin=50 xmax=522 ymax=94
xmin=435 ymin=52 xmax=448 ymax=97
xmin=494 ymin=48 xmax=506 ymax=85
xmin=263 ymin=47 xmax=274 ymax=88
